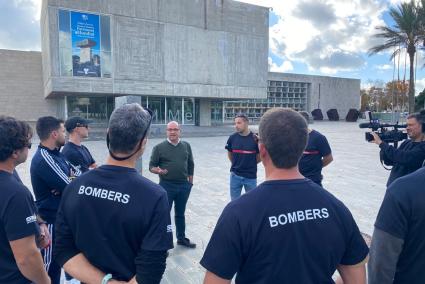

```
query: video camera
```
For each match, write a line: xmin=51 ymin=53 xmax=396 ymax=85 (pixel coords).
xmin=359 ymin=112 xmax=407 ymax=146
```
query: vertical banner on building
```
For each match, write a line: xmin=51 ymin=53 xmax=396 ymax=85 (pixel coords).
xmin=71 ymin=11 xmax=101 ymax=77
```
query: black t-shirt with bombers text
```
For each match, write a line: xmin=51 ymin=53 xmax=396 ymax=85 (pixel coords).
xmin=0 ymin=170 xmax=40 ymax=284
xmin=54 ymin=165 xmax=174 ymax=281
xmin=200 ymin=179 xmax=368 ymax=283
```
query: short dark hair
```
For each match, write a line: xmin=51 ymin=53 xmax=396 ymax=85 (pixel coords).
xmin=36 ymin=116 xmax=63 ymax=141
xmin=235 ymin=114 xmax=249 ymax=122
xmin=108 ymin=103 xmax=151 ymax=154
xmin=259 ymin=108 xmax=308 ymax=169
xmin=0 ymin=116 xmax=33 ymax=162
xmin=299 ymin=111 xmax=310 ymax=124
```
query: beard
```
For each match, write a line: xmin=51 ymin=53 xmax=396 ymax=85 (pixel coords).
xmin=56 ymin=139 xmax=65 ymax=148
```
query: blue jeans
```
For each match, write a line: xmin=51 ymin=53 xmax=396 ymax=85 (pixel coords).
xmin=159 ymin=180 xmax=192 ymax=240
xmin=230 ymin=172 xmax=257 ymax=200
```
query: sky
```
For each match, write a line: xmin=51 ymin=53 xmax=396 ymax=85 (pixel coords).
xmin=1 ymin=0 xmax=424 ymax=94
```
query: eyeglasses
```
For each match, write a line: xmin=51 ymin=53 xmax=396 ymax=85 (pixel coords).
xmin=166 ymin=128 xmax=180 ymax=132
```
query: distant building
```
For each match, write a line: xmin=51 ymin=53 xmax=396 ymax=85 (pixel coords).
xmin=0 ymin=0 xmax=359 ymax=125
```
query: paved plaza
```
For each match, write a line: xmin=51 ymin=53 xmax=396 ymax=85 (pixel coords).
xmin=16 ymin=120 xmax=389 ymax=283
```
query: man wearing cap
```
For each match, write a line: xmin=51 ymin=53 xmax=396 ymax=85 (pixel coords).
xmin=54 ymin=104 xmax=173 ymax=284
xmin=62 ymin=117 xmax=97 ymax=173
xmin=226 ymin=114 xmax=260 ymax=200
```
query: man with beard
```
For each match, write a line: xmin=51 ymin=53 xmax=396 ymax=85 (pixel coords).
xmin=0 ymin=116 xmax=51 ymax=284
xmin=225 ymin=114 xmax=260 ymax=200
xmin=31 ymin=116 xmax=81 ymax=284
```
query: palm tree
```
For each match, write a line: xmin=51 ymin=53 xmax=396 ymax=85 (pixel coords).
xmin=369 ymin=0 xmax=425 ymax=113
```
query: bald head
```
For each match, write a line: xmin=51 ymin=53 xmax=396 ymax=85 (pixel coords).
xmin=166 ymin=121 xmax=181 ymax=143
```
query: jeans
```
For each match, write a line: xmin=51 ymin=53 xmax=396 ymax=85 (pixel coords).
xmin=230 ymin=172 xmax=257 ymax=201
xmin=159 ymin=180 xmax=192 ymax=240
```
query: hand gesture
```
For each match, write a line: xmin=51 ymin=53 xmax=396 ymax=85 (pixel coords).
xmin=370 ymin=132 xmax=382 ymax=145
xmin=157 ymin=167 xmax=168 ymax=175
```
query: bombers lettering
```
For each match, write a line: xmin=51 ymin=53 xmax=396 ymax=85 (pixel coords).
xmin=269 ymin=208 xmax=329 ymax=228
xmin=78 ymin=185 xmax=130 ymax=204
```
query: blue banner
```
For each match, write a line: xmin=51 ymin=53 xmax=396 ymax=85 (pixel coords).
xmin=71 ymin=11 xmax=101 ymax=77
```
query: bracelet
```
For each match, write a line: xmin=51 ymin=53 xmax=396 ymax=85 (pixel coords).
xmin=101 ymin=274 xmax=112 ymax=284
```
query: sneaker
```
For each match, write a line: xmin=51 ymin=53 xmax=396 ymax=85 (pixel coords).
xmin=177 ymin=237 xmax=196 ymax=248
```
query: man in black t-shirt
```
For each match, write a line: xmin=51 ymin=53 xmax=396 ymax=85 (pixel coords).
xmin=201 ymin=108 xmax=368 ymax=284
xmin=0 ymin=116 xmax=50 ymax=284
xmin=225 ymin=114 xmax=260 ymax=200
xmin=370 ymin=111 xmax=425 ymax=186
xmin=54 ymin=104 xmax=173 ymax=284
xmin=299 ymin=112 xmax=333 ymax=186
xmin=62 ymin=116 xmax=97 ymax=173
xmin=368 ymin=167 xmax=425 ymax=284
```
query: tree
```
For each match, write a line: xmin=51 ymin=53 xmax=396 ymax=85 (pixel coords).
xmin=360 ymin=90 xmax=372 ymax=112
xmin=416 ymin=89 xmax=425 ymax=111
xmin=385 ymin=80 xmax=409 ymax=111
xmin=369 ymin=1 xmax=425 ymax=113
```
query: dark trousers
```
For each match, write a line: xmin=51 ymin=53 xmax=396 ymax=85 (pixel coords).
xmin=42 ymin=224 xmax=61 ymax=284
xmin=159 ymin=180 xmax=192 ymax=240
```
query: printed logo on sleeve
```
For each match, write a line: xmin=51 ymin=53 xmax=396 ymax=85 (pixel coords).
xmin=167 ymin=225 xmax=173 ymax=233
xmin=268 ymin=208 xmax=329 ymax=228
xmin=26 ymin=215 xmax=37 ymax=224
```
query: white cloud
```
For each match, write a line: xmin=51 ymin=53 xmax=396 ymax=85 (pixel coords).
xmin=238 ymin=0 xmax=388 ymax=74
xmin=0 ymin=0 xmax=42 ymax=50
xmin=375 ymin=64 xmax=393 ymax=70
xmin=415 ymin=77 xmax=425 ymax=95
xmin=268 ymin=57 xmax=294 ymax=72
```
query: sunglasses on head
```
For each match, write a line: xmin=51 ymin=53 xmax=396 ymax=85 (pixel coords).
xmin=107 ymin=108 xmax=153 ymax=161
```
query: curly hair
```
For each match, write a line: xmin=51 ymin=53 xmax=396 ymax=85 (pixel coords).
xmin=0 ymin=116 xmax=33 ymax=162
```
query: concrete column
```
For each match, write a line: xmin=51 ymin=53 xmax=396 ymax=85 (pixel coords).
xmin=199 ymin=99 xmax=211 ymax=126
xmin=115 ymin=95 xmax=142 ymax=109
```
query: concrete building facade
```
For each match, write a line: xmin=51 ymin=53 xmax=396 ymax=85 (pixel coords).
xmin=221 ymin=72 xmax=360 ymax=123
xmin=0 ymin=0 xmax=360 ymax=125
xmin=39 ymin=0 xmax=269 ymax=126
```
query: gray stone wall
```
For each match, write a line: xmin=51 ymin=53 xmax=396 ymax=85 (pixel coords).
xmin=41 ymin=0 xmax=268 ymax=99
xmin=268 ymin=72 xmax=360 ymax=119
xmin=0 ymin=50 xmax=58 ymax=122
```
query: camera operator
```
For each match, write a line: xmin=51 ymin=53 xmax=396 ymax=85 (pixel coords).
xmin=370 ymin=112 xmax=425 ymax=186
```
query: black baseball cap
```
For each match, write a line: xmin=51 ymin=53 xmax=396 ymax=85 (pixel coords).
xmin=65 ymin=116 xmax=90 ymax=132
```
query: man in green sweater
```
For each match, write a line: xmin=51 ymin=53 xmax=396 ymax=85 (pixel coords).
xmin=149 ymin=121 xmax=196 ymax=248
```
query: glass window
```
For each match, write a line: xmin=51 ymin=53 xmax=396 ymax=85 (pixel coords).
xmin=59 ymin=10 xmax=72 ymax=76
xmin=100 ymin=15 xmax=112 ymax=78
xmin=166 ymin=98 xmax=183 ymax=124
xmin=149 ymin=97 xmax=166 ymax=124
xmin=183 ymin=98 xmax=195 ymax=125
xmin=67 ymin=96 xmax=114 ymax=122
